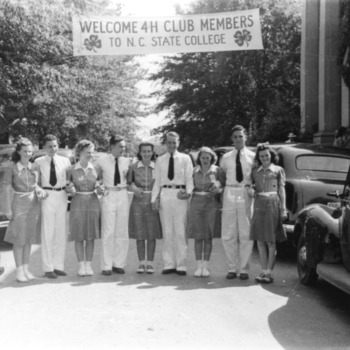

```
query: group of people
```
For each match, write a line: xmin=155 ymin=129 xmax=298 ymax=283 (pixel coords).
xmin=0 ymin=125 xmax=288 ymax=285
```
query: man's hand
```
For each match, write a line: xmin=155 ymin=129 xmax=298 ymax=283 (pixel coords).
xmin=208 ymin=183 xmax=220 ymax=195
xmin=177 ymin=189 xmax=191 ymax=200
xmin=152 ymin=197 xmax=160 ymax=211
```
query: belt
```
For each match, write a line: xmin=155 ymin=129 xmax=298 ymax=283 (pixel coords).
xmin=105 ymin=186 xmax=127 ymax=191
xmin=226 ymin=184 xmax=246 ymax=188
xmin=75 ymin=191 xmax=95 ymax=195
xmin=14 ymin=191 xmax=35 ymax=196
xmin=43 ymin=187 xmax=66 ymax=191
xmin=193 ymin=191 xmax=210 ymax=196
xmin=257 ymin=192 xmax=278 ymax=197
xmin=163 ymin=185 xmax=185 ymax=189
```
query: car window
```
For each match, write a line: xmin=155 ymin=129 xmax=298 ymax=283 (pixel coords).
xmin=296 ymin=155 xmax=350 ymax=173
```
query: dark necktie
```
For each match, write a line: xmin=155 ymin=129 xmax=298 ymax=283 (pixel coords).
xmin=168 ymin=154 xmax=174 ymax=180
xmin=114 ymin=158 xmax=120 ymax=185
xmin=236 ymin=150 xmax=243 ymax=183
xmin=49 ymin=158 xmax=57 ymax=186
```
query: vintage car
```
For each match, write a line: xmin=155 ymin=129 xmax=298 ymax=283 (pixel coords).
xmin=296 ymin=169 xmax=350 ymax=294
xmin=213 ymin=144 xmax=350 ymax=251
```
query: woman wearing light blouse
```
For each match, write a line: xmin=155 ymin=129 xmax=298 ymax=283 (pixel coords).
xmin=127 ymin=142 xmax=162 ymax=274
xmin=4 ymin=138 xmax=46 ymax=282
xmin=187 ymin=147 xmax=223 ymax=277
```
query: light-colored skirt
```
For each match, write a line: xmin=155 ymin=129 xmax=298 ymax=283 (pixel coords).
xmin=129 ymin=192 xmax=162 ymax=240
xmin=5 ymin=192 xmax=41 ymax=245
xmin=250 ymin=195 xmax=286 ymax=243
xmin=69 ymin=193 xmax=101 ymax=241
xmin=187 ymin=193 xmax=221 ymax=240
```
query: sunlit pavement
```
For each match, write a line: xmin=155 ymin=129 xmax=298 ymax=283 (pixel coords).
xmin=1 ymin=238 xmax=350 ymax=350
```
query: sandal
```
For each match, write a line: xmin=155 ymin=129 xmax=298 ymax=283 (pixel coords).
xmin=261 ymin=274 xmax=274 ymax=284
xmin=255 ymin=273 xmax=265 ymax=283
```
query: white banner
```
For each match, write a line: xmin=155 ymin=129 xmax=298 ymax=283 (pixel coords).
xmin=72 ymin=9 xmax=263 ymax=56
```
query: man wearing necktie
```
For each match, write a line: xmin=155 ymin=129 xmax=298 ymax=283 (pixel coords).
xmin=95 ymin=136 xmax=131 ymax=276
xmin=151 ymin=131 xmax=194 ymax=275
xmin=220 ymin=125 xmax=255 ymax=280
xmin=35 ymin=134 xmax=71 ymax=278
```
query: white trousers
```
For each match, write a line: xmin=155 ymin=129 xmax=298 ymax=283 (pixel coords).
xmin=100 ymin=190 xmax=129 ymax=270
xmin=40 ymin=191 xmax=68 ymax=272
xmin=221 ymin=187 xmax=253 ymax=274
xmin=159 ymin=189 xmax=188 ymax=271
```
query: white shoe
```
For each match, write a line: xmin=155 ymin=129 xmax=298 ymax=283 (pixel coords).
xmin=194 ymin=267 xmax=202 ymax=277
xmin=85 ymin=263 xmax=93 ymax=276
xmin=23 ymin=265 xmax=36 ymax=280
xmin=16 ymin=267 xmax=28 ymax=283
xmin=78 ymin=262 xmax=86 ymax=277
xmin=202 ymin=267 xmax=210 ymax=277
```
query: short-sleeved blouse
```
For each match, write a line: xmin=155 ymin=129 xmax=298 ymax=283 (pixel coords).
xmin=192 ymin=165 xmax=223 ymax=192
xmin=127 ymin=161 xmax=155 ymax=191
xmin=251 ymin=164 xmax=285 ymax=193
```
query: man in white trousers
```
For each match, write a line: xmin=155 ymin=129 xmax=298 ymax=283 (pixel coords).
xmin=95 ymin=136 xmax=130 ymax=276
xmin=220 ymin=125 xmax=255 ymax=280
xmin=151 ymin=131 xmax=193 ymax=275
xmin=35 ymin=134 xmax=71 ymax=278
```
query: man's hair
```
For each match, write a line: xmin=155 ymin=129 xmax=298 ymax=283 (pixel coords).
xmin=109 ymin=135 xmax=124 ymax=147
xmin=165 ymin=131 xmax=180 ymax=140
xmin=232 ymin=125 xmax=247 ymax=134
xmin=42 ymin=134 xmax=58 ymax=146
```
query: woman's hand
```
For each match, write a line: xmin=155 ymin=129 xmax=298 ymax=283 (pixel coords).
xmin=133 ymin=187 xmax=143 ymax=199
xmin=281 ymin=208 xmax=288 ymax=221
xmin=152 ymin=197 xmax=160 ymax=211
xmin=208 ymin=183 xmax=220 ymax=195
xmin=65 ymin=183 xmax=76 ymax=196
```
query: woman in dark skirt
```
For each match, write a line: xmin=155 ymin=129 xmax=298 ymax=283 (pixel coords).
xmin=127 ymin=142 xmax=162 ymax=274
xmin=67 ymin=140 xmax=101 ymax=277
xmin=250 ymin=145 xmax=288 ymax=284
xmin=187 ymin=147 xmax=223 ymax=277
xmin=4 ymin=138 xmax=47 ymax=282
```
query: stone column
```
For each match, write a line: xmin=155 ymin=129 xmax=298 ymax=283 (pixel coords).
xmin=313 ymin=0 xmax=341 ymax=144
xmin=300 ymin=0 xmax=319 ymax=136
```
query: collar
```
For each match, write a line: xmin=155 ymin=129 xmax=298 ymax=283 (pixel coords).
xmin=74 ymin=161 xmax=94 ymax=171
xmin=194 ymin=164 xmax=216 ymax=173
xmin=17 ymin=161 xmax=33 ymax=172
xmin=167 ymin=150 xmax=179 ymax=157
xmin=137 ymin=161 xmax=155 ymax=169
xmin=234 ymin=147 xmax=248 ymax=155
xmin=257 ymin=163 xmax=277 ymax=172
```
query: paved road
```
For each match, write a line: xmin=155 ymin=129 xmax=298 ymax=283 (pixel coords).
xmin=1 ymin=239 xmax=350 ymax=350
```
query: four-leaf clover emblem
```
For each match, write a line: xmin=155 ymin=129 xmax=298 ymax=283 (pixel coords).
xmin=234 ymin=29 xmax=252 ymax=47
xmin=84 ymin=35 xmax=102 ymax=52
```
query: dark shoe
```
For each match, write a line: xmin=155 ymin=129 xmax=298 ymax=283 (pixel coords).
xmin=226 ymin=272 xmax=237 ymax=280
xmin=177 ymin=270 xmax=187 ymax=276
xmin=240 ymin=273 xmax=249 ymax=280
xmin=162 ymin=268 xmax=177 ymax=275
xmin=261 ymin=274 xmax=273 ymax=284
xmin=255 ymin=273 xmax=265 ymax=283
xmin=54 ymin=269 xmax=67 ymax=276
xmin=112 ymin=267 xmax=125 ymax=274
xmin=44 ymin=271 xmax=57 ymax=279
xmin=102 ymin=270 xmax=112 ymax=276
xmin=0 ymin=267 xmax=4 ymax=276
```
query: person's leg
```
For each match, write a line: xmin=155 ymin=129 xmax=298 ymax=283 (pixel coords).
xmin=75 ymin=241 xmax=86 ymax=276
xmin=202 ymin=239 xmax=212 ymax=277
xmin=136 ymin=240 xmax=146 ymax=273
xmin=100 ymin=194 xmax=117 ymax=272
xmin=267 ymin=242 xmax=276 ymax=272
xmin=85 ymin=240 xmax=95 ymax=276
xmin=257 ymin=241 xmax=268 ymax=271
xmin=145 ymin=240 xmax=156 ymax=274
xmin=13 ymin=244 xmax=27 ymax=282
xmin=113 ymin=191 xmax=130 ymax=270
xmin=194 ymin=240 xmax=203 ymax=277
xmin=22 ymin=243 xmax=35 ymax=280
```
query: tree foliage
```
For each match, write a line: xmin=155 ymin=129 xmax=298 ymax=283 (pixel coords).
xmin=150 ymin=0 xmax=301 ymax=148
xmin=0 ymin=0 xmax=144 ymax=150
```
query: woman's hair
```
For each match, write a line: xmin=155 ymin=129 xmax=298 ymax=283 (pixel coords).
xmin=11 ymin=137 xmax=33 ymax=163
xmin=137 ymin=142 xmax=156 ymax=161
xmin=255 ymin=145 xmax=279 ymax=166
xmin=196 ymin=146 xmax=218 ymax=166
xmin=74 ymin=140 xmax=95 ymax=159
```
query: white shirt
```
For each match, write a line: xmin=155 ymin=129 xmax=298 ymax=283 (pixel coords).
xmin=220 ymin=147 xmax=255 ymax=186
xmin=95 ymin=154 xmax=130 ymax=187
xmin=151 ymin=151 xmax=194 ymax=202
xmin=35 ymin=155 xmax=71 ymax=188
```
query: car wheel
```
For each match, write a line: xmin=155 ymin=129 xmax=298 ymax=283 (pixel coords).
xmin=297 ymin=234 xmax=318 ymax=285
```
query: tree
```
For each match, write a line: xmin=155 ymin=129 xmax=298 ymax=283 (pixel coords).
xmin=150 ymin=0 xmax=301 ymax=148
xmin=0 ymin=0 xmax=144 ymax=150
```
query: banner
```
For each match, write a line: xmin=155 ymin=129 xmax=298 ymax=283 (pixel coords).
xmin=72 ymin=9 xmax=263 ymax=56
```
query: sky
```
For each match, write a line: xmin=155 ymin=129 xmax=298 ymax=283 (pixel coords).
xmin=108 ymin=0 xmax=195 ymax=140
